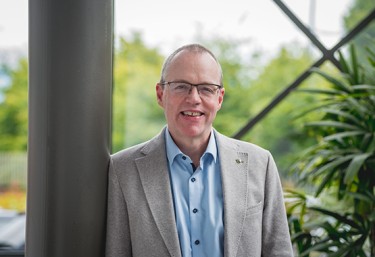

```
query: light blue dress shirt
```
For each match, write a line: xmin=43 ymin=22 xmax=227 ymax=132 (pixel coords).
xmin=165 ymin=129 xmax=224 ymax=257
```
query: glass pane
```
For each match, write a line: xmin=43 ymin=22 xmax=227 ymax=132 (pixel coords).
xmin=0 ymin=0 xmax=28 ymax=253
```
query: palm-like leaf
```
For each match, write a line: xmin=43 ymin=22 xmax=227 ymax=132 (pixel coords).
xmin=289 ymin=45 xmax=375 ymax=256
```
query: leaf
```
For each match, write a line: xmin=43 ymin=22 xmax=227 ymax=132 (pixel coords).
xmin=350 ymin=44 xmax=361 ymax=85
xmin=338 ymin=50 xmax=350 ymax=75
xmin=292 ymin=101 xmax=337 ymax=120
xmin=311 ymin=67 xmax=352 ymax=93
xmin=323 ymin=131 xmax=366 ymax=142
xmin=365 ymin=45 xmax=375 ymax=63
xmin=365 ymin=135 xmax=375 ymax=153
xmin=309 ymin=207 xmax=362 ymax=230
xmin=360 ymin=133 xmax=373 ymax=151
xmin=311 ymin=155 xmax=354 ymax=180
xmin=346 ymin=97 xmax=372 ymax=117
xmin=323 ymin=108 xmax=363 ymax=126
xmin=297 ymin=88 xmax=345 ymax=96
xmin=368 ymin=56 xmax=375 ymax=67
xmin=284 ymin=188 xmax=308 ymax=200
xmin=346 ymin=192 xmax=373 ymax=203
xmin=351 ymin=84 xmax=375 ymax=91
xmin=344 ymin=153 xmax=372 ymax=184
xmin=315 ymin=167 xmax=336 ymax=196
xmin=305 ymin=120 xmax=360 ymax=130
xmin=327 ymin=244 xmax=351 ymax=257
xmin=299 ymin=240 xmax=339 ymax=257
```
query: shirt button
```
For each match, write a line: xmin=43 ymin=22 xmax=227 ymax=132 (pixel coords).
xmin=182 ymin=156 xmax=186 ymax=160
xmin=191 ymin=178 xmax=196 ymax=182
xmin=195 ymin=240 xmax=200 ymax=245
xmin=193 ymin=208 xmax=198 ymax=213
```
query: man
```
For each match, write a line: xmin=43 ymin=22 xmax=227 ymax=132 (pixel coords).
xmin=106 ymin=44 xmax=293 ymax=257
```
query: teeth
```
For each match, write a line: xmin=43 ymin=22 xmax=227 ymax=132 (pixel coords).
xmin=183 ymin=111 xmax=202 ymax=116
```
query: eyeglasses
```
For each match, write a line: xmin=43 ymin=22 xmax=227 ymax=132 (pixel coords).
xmin=162 ymin=81 xmax=222 ymax=98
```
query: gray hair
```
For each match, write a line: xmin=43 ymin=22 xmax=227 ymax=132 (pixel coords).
xmin=159 ymin=43 xmax=223 ymax=86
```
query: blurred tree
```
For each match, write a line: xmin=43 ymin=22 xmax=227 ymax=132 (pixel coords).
xmin=112 ymin=33 xmax=165 ymax=152
xmin=0 ymin=59 xmax=28 ymax=151
xmin=343 ymin=0 xmax=375 ymax=72
xmin=235 ymin=45 xmax=333 ymax=178
xmin=205 ymin=37 xmax=261 ymax=135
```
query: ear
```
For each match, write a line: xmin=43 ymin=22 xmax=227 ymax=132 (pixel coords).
xmin=217 ymin=87 xmax=225 ymax=110
xmin=156 ymin=83 xmax=164 ymax=108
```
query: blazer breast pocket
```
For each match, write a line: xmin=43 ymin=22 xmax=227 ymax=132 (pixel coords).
xmin=245 ymin=201 xmax=263 ymax=217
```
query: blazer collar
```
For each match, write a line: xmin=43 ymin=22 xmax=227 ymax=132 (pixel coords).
xmin=215 ymin=131 xmax=248 ymax=257
xmin=135 ymin=127 xmax=182 ymax=257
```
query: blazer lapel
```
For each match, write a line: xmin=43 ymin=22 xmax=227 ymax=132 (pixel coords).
xmin=135 ymin=129 xmax=182 ymax=257
xmin=216 ymin=132 xmax=248 ymax=257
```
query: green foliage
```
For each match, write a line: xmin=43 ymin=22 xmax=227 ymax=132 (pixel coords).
xmin=112 ymin=33 xmax=165 ymax=152
xmin=205 ymin=37 xmax=261 ymax=135
xmin=0 ymin=153 xmax=27 ymax=190
xmin=0 ymin=59 xmax=28 ymax=151
xmin=343 ymin=0 xmax=375 ymax=74
xmin=241 ymin=45 xmax=329 ymax=177
xmin=288 ymin=45 xmax=375 ymax=256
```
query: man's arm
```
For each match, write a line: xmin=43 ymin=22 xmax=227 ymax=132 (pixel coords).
xmin=106 ymin=159 xmax=132 ymax=257
xmin=262 ymin=152 xmax=294 ymax=256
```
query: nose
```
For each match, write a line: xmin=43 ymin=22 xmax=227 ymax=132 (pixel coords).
xmin=186 ymin=86 xmax=201 ymax=103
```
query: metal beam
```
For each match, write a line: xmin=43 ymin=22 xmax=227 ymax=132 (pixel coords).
xmin=27 ymin=0 xmax=113 ymax=256
xmin=233 ymin=6 xmax=375 ymax=139
xmin=274 ymin=0 xmax=342 ymax=69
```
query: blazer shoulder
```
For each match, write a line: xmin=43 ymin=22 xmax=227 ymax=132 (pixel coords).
xmin=215 ymin=131 xmax=271 ymax=157
xmin=111 ymin=141 xmax=147 ymax=161
xmin=111 ymin=128 xmax=166 ymax=165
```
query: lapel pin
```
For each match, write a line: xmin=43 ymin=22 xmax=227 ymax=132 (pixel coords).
xmin=236 ymin=159 xmax=244 ymax=164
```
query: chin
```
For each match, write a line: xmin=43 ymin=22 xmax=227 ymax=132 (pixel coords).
xmin=181 ymin=127 xmax=209 ymax=139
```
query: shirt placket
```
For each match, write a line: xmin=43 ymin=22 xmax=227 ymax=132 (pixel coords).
xmin=189 ymin=163 xmax=204 ymax=257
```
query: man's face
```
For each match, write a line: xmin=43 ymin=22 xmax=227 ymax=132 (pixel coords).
xmin=156 ymin=50 xmax=225 ymax=144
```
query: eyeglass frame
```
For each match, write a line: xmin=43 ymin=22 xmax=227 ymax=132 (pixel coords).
xmin=160 ymin=81 xmax=223 ymax=97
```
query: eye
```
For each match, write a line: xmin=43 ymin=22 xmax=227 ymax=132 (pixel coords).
xmin=199 ymin=85 xmax=216 ymax=94
xmin=173 ymin=83 xmax=190 ymax=91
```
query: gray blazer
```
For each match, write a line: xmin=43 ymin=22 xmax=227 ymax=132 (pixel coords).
xmin=106 ymin=128 xmax=294 ymax=257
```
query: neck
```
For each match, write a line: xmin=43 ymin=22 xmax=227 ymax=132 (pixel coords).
xmin=171 ymin=132 xmax=211 ymax=167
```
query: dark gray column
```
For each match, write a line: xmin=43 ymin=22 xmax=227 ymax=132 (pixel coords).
xmin=27 ymin=0 xmax=113 ymax=256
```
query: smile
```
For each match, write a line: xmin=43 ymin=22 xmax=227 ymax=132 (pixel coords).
xmin=182 ymin=111 xmax=203 ymax=117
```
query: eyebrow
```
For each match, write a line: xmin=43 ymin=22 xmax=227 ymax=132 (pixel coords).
xmin=171 ymin=80 xmax=220 ymax=85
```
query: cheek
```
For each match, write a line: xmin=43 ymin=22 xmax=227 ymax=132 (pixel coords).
xmin=164 ymin=97 xmax=180 ymax=114
xmin=210 ymin=99 xmax=223 ymax=113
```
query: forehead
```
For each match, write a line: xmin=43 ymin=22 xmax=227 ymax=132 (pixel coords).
xmin=165 ymin=51 xmax=221 ymax=82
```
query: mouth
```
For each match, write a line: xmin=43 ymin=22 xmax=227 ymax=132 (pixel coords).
xmin=181 ymin=111 xmax=204 ymax=117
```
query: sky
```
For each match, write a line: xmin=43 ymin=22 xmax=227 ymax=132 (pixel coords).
xmin=0 ymin=0 xmax=354 ymax=59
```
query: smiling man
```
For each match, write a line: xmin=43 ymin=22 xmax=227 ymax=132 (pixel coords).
xmin=106 ymin=44 xmax=293 ymax=257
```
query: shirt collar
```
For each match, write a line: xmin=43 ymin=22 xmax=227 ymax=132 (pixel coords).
xmin=165 ymin=128 xmax=218 ymax=167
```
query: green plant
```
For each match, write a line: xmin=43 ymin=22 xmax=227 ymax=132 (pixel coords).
xmin=287 ymin=45 xmax=375 ymax=256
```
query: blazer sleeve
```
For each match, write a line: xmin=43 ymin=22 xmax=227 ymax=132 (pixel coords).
xmin=262 ymin=152 xmax=294 ymax=256
xmin=106 ymin=158 xmax=132 ymax=257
